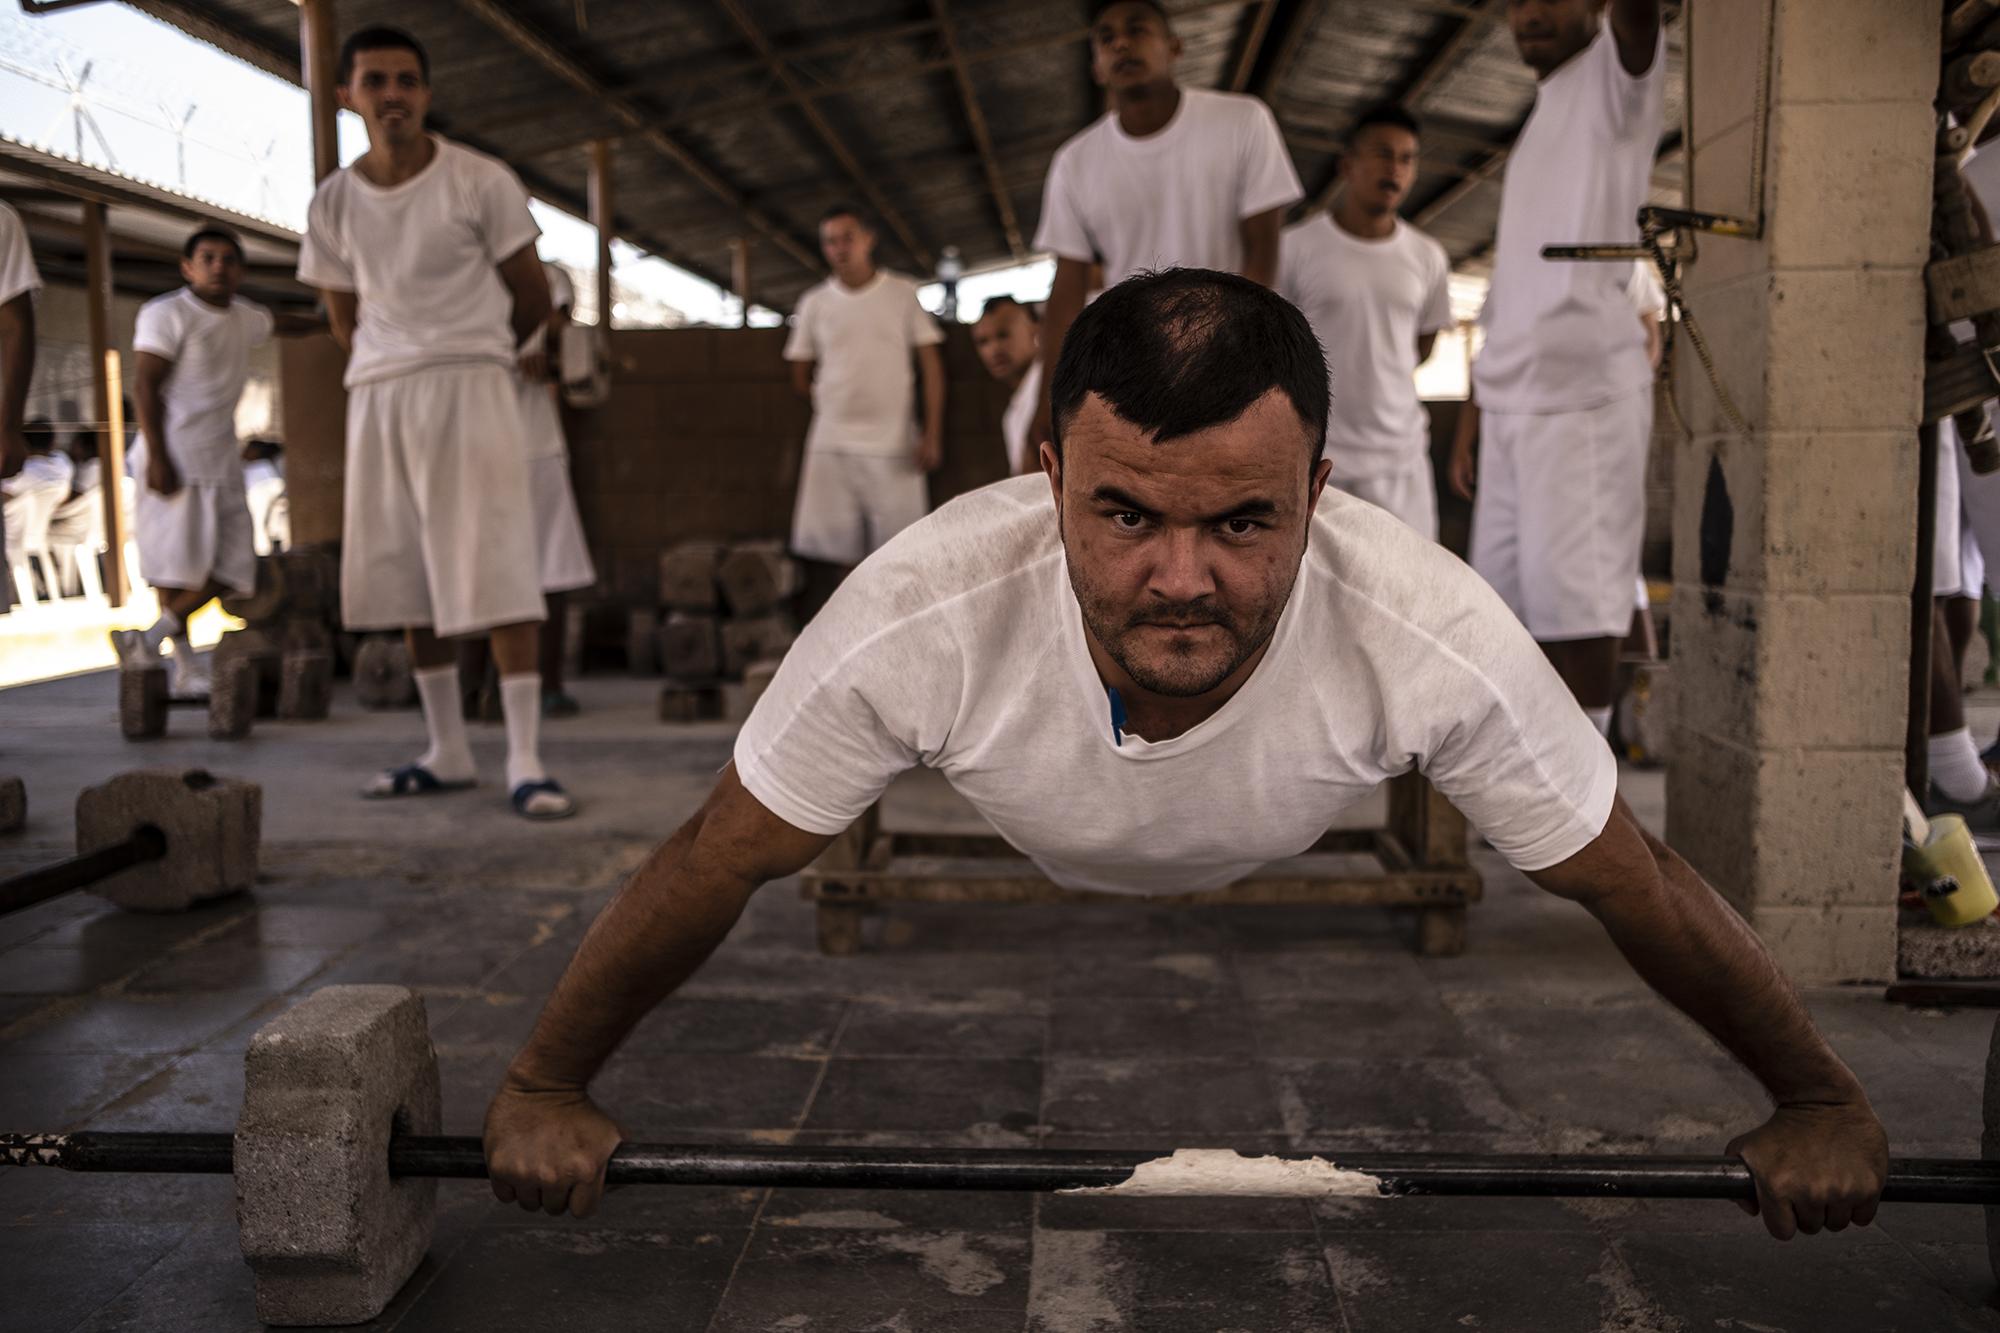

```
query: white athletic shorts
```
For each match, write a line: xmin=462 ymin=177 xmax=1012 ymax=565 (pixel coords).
xmin=529 ymin=453 xmax=596 ymax=594
xmin=1959 ymin=414 xmax=2000 ymax=601
xmin=1331 ymin=455 xmax=1438 ymax=542
xmin=134 ymin=477 xmax=256 ymax=595
xmin=341 ymin=363 xmax=545 ymax=638
xmin=790 ymin=449 xmax=929 ymax=567
xmin=1470 ymin=387 xmax=1653 ymax=641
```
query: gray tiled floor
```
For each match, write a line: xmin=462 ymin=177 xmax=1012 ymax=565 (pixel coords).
xmin=0 ymin=671 xmax=1997 ymax=1330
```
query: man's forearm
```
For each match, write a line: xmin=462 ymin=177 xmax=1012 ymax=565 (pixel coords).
xmin=1592 ymin=837 xmax=1864 ymax=1106
xmin=1039 ymin=272 xmax=1088 ymax=419
xmin=921 ymin=356 xmax=945 ymax=442
xmin=135 ymin=384 xmax=169 ymax=462
xmin=506 ymin=812 xmax=759 ymax=1091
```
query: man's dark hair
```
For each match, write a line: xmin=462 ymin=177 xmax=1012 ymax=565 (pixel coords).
xmin=818 ymin=203 xmax=874 ymax=232
xmin=183 ymin=225 xmax=244 ymax=261
xmin=1050 ymin=268 xmax=1328 ymax=462
xmin=69 ymin=429 xmax=101 ymax=459
xmin=338 ymin=25 xmax=429 ymax=85
xmin=23 ymin=418 xmax=56 ymax=454
xmin=975 ymin=295 xmax=1039 ymax=324
xmin=1091 ymin=0 xmax=1172 ymax=26
xmin=1350 ymin=102 xmax=1421 ymax=142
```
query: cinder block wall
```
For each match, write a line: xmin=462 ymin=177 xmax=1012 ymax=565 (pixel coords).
xmin=280 ymin=325 xmax=1017 ymax=591
xmin=1665 ymin=0 xmax=1939 ymax=982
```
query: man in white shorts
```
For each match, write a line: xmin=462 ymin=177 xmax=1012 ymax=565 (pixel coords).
xmin=298 ymin=26 xmax=572 ymax=820
xmin=112 ymin=227 xmax=317 ymax=697
xmin=1447 ymin=0 xmax=1664 ymax=735
xmin=1029 ymin=0 xmax=1302 ymax=446
xmin=481 ymin=269 xmax=1889 ymax=1243
xmin=784 ymin=205 xmax=945 ymax=604
xmin=1278 ymin=103 xmax=1452 ymax=539
xmin=970 ymin=296 xmax=1042 ymax=476
xmin=460 ymin=260 xmax=596 ymax=719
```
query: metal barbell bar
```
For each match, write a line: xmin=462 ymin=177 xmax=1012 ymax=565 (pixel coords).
xmin=7 ymin=1132 xmax=2000 ymax=1205
xmin=0 ymin=823 xmax=166 ymax=917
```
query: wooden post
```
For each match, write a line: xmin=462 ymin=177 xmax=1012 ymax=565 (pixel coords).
xmin=729 ymin=237 xmax=750 ymax=327
xmin=299 ymin=0 xmax=340 ymax=184
xmin=83 ymin=200 xmax=128 ymax=607
xmin=588 ymin=139 xmax=614 ymax=333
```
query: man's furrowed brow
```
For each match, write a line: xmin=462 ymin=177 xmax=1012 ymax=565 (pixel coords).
xmin=1090 ymin=485 xmax=1161 ymax=516
xmin=1201 ymin=497 xmax=1282 ymax=523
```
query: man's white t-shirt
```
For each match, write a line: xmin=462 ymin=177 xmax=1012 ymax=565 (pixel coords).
xmin=1034 ymin=88 xmax=1303 ymax=287
xmin=0 ymin=201 xmax=41 ymax=308
xmin=1473 ymin=18 xmax=1667 ymax=415
xmin=737 ymin=476 xmax=1617 ymax=894
xmin=1002 ymin=360 xmax=1044 ymax=476
xmin=783 ymin=271 xmax=943 ymax=457
xmin=1279 ymin=215 xmax=1452 ymax=479
xmin=131 ymin=288 xmax=274 ymax=485
xmin=297 ymin=135 xmax=541 ymax=389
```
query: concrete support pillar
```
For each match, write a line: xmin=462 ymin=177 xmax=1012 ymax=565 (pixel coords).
xmin=1665 ymin=0 xmax=1942 ymax=982
xmin=300 ymin=0 xmax=340 ymax=185
xmin=588 ymin=139 xmax=614 ymax=333
xmin=82 ymin=199 xmax=128 ymax=607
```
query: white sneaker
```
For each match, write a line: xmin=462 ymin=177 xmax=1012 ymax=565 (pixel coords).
xmin=168 ymin=652 xmax=212 ymax=701
xmin=109 ymin=629 xmax=162 ymax=670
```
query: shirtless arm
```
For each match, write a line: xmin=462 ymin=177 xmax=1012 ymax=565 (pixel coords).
xmin=484 ymin=764 xmax=833 ymax=1217
xmin=1238 ymin=206 xmax=1286 ymax=288
xmin=1416 ymin=331 xmax=1439 ymax=367
xmin=1609 ymin=0 xmax=1663 ymax=76
xmin=1530 ymin=797 xmax=1886 ymax=1240
xmin=133 ymin=351 xmax=178 ymax=496
xmin=790 ymin=360 xmax=814 ymax=399
xmin=320 ymin=290 xmax=358 ymax=353
xmin=496 ymin=245 xmax=553 ymax=348
xmin=1030 ymin=256 xmax=1094 ymax=450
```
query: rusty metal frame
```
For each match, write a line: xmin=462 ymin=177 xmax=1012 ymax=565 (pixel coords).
xmin=928 ymin=0 xmax=1026 ymax=260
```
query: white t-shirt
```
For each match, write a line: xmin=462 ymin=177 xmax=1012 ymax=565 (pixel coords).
xmin=1624 ymin=260 xmax=1666 ymax=320
xmin=131 ymin=288 xmax=274 ymax=485
xmin=1279 ymin=215 xmax=1452 ymax=478
xmin=1473 ymin=18 xmax=1667 ymax=414
xmin=2 ymin=450 xmax=73 ymax=498
xmin=737 ymin=476 xmax=1617 ymax=894
xmin=1002 ymin=360 xmax=1044 ymax=476
xmin=783 ymin=272 xmax=944 ymax=456
xmin=297 ymin=136 xmax=541 ymax=389
xmin=1034 ymin=88 xmax=1304 ymax=287
xmin=0 ymin=201 xmax=41 ymax=308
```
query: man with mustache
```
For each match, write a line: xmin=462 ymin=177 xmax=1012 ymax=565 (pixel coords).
xmin=298 ymin=25 xmax=575 ymax=820
xmin=1027 ymin=0 xmax=1302 ymax=450
xmin=1447 ymin=0 xmax=1665 ymax=737
xmin=483 ymin=269 xmax=1889 ymax=1246
xmin=1279 ymin=103 xmax=1454 ymax=539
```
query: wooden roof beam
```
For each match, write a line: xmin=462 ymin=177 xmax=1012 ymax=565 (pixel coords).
xmin=453 ymin=0 xmax=824 ymax=280
xmin=927 ymin=0 xmax=1026 ymax=259
xmin=715 ymin=0 xmax=933 ymax=271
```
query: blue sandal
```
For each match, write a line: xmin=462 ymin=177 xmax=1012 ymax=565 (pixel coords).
xmin=511 ymin=778 xmax=576 ymax=821
xmin=362 ymin=764 xmax=475 ymax=800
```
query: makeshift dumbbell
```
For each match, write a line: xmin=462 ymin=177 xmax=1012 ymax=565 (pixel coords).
xmin=6 ymin=985 xmax=2000 ymax=1328
xmin=351 ymin=634 xmax=417 ymax=710
xmin=0 ymin=768 xmax=259 ymax=916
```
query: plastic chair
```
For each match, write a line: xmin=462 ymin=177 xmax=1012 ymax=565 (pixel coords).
xmin=4 ymin=482 xmax=66 ymax=609
xmin=47 ymin=488 xmax=107 ymax=601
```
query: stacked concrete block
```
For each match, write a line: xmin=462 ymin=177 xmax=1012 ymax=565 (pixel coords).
xmin=76 ymin=767 xmax=260 ymax=911
xmin=208 ymin=657 xmax=259 ymax=740
xmin=279 ymin=651 xmax=334 ymax=721
xmin=213 ymin=628 xmax=283 ymax=718
xmin=1663 ymin=0 xmax=1937 ymax=983
xmin=351 ymin=635 xmax=417 ymax=710
xmin=119 ymin=666 xmax=168 ymax=740
xmin=219 ymin=548 xmax=344 ymax=717
xmin=720 ymin=614 xmax=797 ymax=679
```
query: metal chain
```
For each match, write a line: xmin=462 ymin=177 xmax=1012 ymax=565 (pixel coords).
xmin=1645 ymin=222 xmax=1752 ymax=439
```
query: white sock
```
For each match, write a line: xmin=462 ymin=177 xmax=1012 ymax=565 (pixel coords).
xmin=1930 ymin=726 xmax=1990 ymax=802
xmin=500 ymin=672 xmax=545 ymax=790
xmin=141 ymin=609 xmax=182 ymax=652
xmin=1585 ymin=705 xmax=1613 ymax=737
xmin=412 ymin=665 xmax=476 ymax=782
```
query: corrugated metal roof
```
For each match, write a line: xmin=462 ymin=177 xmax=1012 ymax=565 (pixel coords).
xmin=113 ymin=0 xmax=1685 ymax=311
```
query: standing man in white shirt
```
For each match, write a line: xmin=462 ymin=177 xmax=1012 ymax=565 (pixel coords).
xmin=112 ymin=227 xmax=317 ymax=698
xmin=298 ymin=26 xmax=574 ymax=820
xmin=0 ymin=201 xmax=37 ymax=484
xmin=971 ymin=296 xmax=1042 ymax=476
xmin=1028 ymin=0 xmax=1303 ymax=448
xmin=1447 ymin=0 xmax=1665 ymax=736
xmin=459 ymin=260 xmax=596 ymax=719
xmin=1279 ymin=103 xmax=1453 ymax=539
xmin=783 ymin=205 xmax=945 ymax=608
